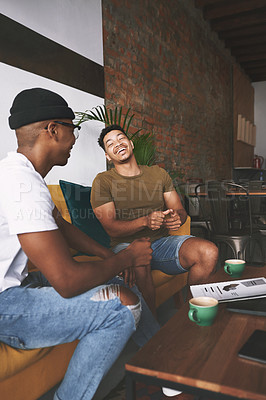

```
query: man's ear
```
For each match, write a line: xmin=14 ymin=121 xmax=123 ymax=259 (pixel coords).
xmin=105 ymin=153 xmax=112 ymax=162
xmin=46 ymin=122 xmax=58 ymax=140
xmin=130 ymin=140 xmax=134 ymax=149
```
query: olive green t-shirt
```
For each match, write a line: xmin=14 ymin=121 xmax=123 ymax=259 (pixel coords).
xmin=91 ymin=165 xmax=174 ymax=247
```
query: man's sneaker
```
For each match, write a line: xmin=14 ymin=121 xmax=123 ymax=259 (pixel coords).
xmin=162 ymin=387 xmax=182 ymax=397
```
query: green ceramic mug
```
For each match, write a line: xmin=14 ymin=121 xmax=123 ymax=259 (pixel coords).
xmin=188 ymin=297 xmax=218 ymax=326
xmin=224 ymin=259 xmax=246 ymax=278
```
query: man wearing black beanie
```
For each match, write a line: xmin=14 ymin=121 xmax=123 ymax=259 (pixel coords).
xmin=0 ymin=88 xmax=155 ymax=400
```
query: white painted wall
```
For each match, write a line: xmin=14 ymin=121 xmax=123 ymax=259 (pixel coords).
xmin=0 ymin=0 xmax=106 ymax=185
xmin=253 ymin=81 xmax=266 ymax=169
xmin=0 ymin=0 xmax=103 ymax=65
xmin=0 ymin=63 xmax=105 ymax=185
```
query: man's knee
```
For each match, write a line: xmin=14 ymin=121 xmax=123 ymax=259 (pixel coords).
xmin=91 ymin=284 xmax=138 ymax=306
xmin=180 ymin=238 xmax=218 ymax=267
xmin=119 ymin=286 xmax=139 ymax=306
xmin=200 ymin=240 xmax=218 ymax=263
xmin=91 ymin=284 xmax=141 ymax=327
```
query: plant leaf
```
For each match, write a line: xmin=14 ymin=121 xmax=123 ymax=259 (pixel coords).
xmin=129 ymin=128 xmax=142 ymax=140
xmin=114 ymin=107 xmax=118 ymax=124
xmin=132 ymin=132 xmax=155 ymax=166
xmin=118 ymin=107 xmax=122 ymax=125
xmin=109 ymin=109 xmax=113 ymax=124
xmin=97 ymin=106 xmax=108 ymax=123
xmin=122 ymin=108 xmax=131 ymax=132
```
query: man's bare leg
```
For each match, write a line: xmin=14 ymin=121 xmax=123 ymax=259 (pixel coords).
xmin=179 ymin=237 xmax=218 ymax=285
xmin=134 ymin=265 xmax=157 ymax=316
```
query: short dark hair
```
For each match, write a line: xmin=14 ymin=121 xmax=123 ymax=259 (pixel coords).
xmin=98 ymin=124 xmax=128 ymax=150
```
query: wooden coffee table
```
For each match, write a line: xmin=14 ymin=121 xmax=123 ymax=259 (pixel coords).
xmin=125 ymin=265 xmax=266 ymax=400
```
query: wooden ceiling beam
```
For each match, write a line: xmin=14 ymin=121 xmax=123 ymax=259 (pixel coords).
xmin=204 ymin=0 xmax=266 ymax=20
xmin=236 ymin=52 xmax=266 ymax=63
xmin=219 ymin=23 xmax=266 ymax=39
xmin=250 ymin=73 xmax=266 ymax=81
xmin=195 ymin=0 xmax=227 ymax=8
xmin=211 ymin=11 xmax=266 ymax=31
xmin=225 ymin=34 xmax=266 ymax=48
xmin=244 ymin=66 xmax=266 ymax=75
xmin=232 ymin=43 xmax=266 ymax=56
xmin=241 ymin=60 xmax=266 ymax=69
xmin=194 ymin=0 xmax=266 ymax=81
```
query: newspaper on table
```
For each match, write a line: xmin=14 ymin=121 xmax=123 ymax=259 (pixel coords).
xmin=190 ymin=277 xmax=266 ymax=302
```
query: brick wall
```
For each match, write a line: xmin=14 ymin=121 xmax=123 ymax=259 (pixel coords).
xmin=102 ymin=0 xmax=234 ymax=181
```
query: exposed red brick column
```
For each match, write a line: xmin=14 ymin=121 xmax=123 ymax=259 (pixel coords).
xmin=102 ymin=0 xmax=234 ymax=181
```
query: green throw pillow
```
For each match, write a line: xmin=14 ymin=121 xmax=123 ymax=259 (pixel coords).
xmin=59 ymin=180 xmax=110 ymax=252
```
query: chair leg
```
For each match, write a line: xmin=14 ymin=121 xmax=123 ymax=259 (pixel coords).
xmin=248 ymin=235 xmax=266 ymax=264
xmin=220 ymin=238 xmax=249 ymax=261
xmin=232 ymin=240 xmax=248 ymax=260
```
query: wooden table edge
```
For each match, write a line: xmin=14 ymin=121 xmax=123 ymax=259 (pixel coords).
xmin=125 ymin=364 xmax=266 ymax=400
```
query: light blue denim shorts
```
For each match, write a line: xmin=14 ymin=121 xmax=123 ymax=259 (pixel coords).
xmin=113 ymin=234 xmax=194 ymax=275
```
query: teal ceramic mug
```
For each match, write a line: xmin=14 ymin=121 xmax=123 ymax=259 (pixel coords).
xmin=224 ymin=259 xmax=246 ymax=278
xmin=188 ymin=297 xmax=218 ymax=326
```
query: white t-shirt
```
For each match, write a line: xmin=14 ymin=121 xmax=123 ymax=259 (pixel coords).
xmin=0 ymin=152 xmax=58 ymax=293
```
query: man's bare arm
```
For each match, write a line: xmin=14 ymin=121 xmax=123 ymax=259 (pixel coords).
xmin=163 ymin=190 xmax=187 ymax=230
xmin=93 ymin=190 xmax=187 ymax=237
xmin=93 ymin=201 xmax=149 ymax=237
xmin=18 ymin=230 xmax=152 ymax=298
xmin=93 ymin=201 xmax=179 ymax=237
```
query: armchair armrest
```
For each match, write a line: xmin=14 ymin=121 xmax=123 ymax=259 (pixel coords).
xmin=169 ymin=215 xmax=191 ymax=236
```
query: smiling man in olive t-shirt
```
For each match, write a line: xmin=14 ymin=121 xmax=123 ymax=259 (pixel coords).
xmin=91 ymin=124 xmax=218 ymax=314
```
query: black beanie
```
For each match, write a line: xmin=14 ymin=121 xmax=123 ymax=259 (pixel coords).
xmin=9 ymin=88 xmax=75 ymax=129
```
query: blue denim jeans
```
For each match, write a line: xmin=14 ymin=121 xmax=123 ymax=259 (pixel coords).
xmin=107 ymin=276 xmax=160 ymax=347
xmin=113 ymin=235 xmax=193 ymax=275
xmin=0 ymin=272 xmax=136 ymax=400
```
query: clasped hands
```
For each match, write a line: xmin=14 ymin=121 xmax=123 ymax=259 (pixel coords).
xmin=147 ymin=209 xmax=181 ymax=231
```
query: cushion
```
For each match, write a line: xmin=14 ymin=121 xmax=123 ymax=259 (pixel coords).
xmin=48 ymin=184 xmax=71 ymax=223
xmin=59 ymin=180 xmax=110 ymax=251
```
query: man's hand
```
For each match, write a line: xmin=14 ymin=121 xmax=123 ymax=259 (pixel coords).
xmin=119 ymin=267 xmax=136 ymax=287
xmin=125 ymin=238 xmax=152 ymax=267
xmin=146 ymin=209 xmax=182 ymax=231
xmin=163 ymin=209 xmax=182 ymax=231
xmin=147 ymin=211 xmax=166 ymax=230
